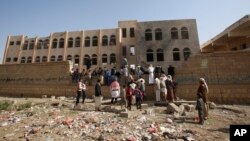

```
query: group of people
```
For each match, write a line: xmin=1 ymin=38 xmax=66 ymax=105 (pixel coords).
xmin=72 ymin=62 xmax=209 ymax=126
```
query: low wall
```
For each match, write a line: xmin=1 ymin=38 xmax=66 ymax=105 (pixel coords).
xmin=175 ymin=51 xmax=250 ymax=104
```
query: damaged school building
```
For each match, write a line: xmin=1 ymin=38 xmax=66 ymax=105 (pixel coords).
xmin=1 ymin=15 xmax=250 ymax=104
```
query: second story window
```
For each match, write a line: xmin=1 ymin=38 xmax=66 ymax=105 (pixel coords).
xmin=29 ymin=40 xmax=34 ymax=50
xmin=52 ymin=39 xmax=58 ymax=49
xmin=16 ymin=41 xmax=21 ymax=45
xmin=9 ymin=41 xmax=14 ymax=46
xmin=23 ymin=41 xmax=28 ymax=50
xmin=110 ymin=35 xmax=116 ymax=46
xmin=130 ymin=28 xmax=135 ymax=38
xmin=75 ymin=37 xmax=81 ymax=47
xmin=145 ymin=29 xmax=152 ymax=41
xmin=37 ymin=40 xmax=43 ymax=49
xmin=181 ymin=27 xmax=189 ymax=39
xmin=68 ymin=37 xmax=73 ymax=48
xmin=155 ymin=28 xmax=162 ymax=40
xmin=102 ymin=35 xmax=108 ymax=46
xmin=92 ymin=36 xmax=98 ymax=46
xmin=122 ymin=28 xmax=127 ymax=38
xmin=59 ymin=38 xmax=64 ymax=48
xmin=85 ymin=37 xmax=90 ymax=47
xmin=171 ymin=27 xmax=178 ymax=39
xmin=44 ymin=39 xmax=49 ymax=49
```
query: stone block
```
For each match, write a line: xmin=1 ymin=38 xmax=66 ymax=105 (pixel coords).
xmin=120 ymin=112 xmax=131 ymax=118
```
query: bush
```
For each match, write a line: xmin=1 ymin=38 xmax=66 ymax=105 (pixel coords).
xmin=0 ymin=101 xmax=13 ymax=111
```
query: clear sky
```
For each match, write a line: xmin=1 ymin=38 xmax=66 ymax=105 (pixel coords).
xmin=0 ymin=0 xmax=250 ymax=63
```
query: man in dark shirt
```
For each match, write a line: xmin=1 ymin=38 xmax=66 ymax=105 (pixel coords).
xmin=167 ymin=65 xmax=175 ymax=78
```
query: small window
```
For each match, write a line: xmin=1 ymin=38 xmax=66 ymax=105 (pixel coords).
xmin=171 ymin=27 xmax=178 ymax=39
xmin=59 ymin=38 xmax=64 ymax=48
xmin=27 ymin=56 xmax=32 ymax=63
xmin=29 ymin=40 xmax=34 ymax=50
xmin=181 ymin=27 xmax=189 ymax=39
xmin=92 ymin=54 xmax=97 ymax=65
xmin=122 ymin=28 xmax=127 ymax=38
xmin=130 ymin=46 xmax=135 ymax=56
xmin=44 ymin=39 xmax=49 ymax=49
xmin=57 ymin=55 xmax=63 ymax=61
xmin=75 ymin=37 xmax=81 ymax=47
xmin=68 ymin=37 xmax=73 ymax=48
xmin=146 ymin=49 xmax=154 ymax=62
xmin=183 ymin=48 xmax=191 ymax=61
xmin=102 ymin=54 xmax=108 ymax=63
xmin=10 ymin=41 xmax=15 ymax=46
xmin=92 ymin=36 xmax=98 ymax=46
xmin=157 ymin=49 xmax=164 ymax=61
xmin=102 ymin=35 xmax=108 ymax=46
xmin=173 ymin=48 xmax=180 ymax=61
xmin=145 ymin=29 xmax=152 ymax=41
xmin=110 ymin=53 xmax=116 ymax=64
xmin=35 ymin=56 xmax=40 ymax=63
xmin=52 ymin=39 xmax=58 ymax=48
xmin=16 ymin=41 xmax=21 ymax=45
xmin=50 ymin=56 xmax=56 ymax=62
xmin=37 ymin=40 xmax=43 ymax=49
xmin=74 ymin=55 xmax=79 ymax=64
xmin=23 ymin=41 xmax=28 ymax=50
xmin=9 ymin=41 xmax=14 ymax=46
xmin=42 ymin=56 xmax=47 ymax=62
xmin=155 ymin=28 xmax=162 ymax=40
xmin=130 ymin=28 xmax=135 ymax=37
xmin=85 ymin=37 xmax=90 ymax=47
xmin=110 ymin=35 xmax=116 ymax=46
xmin=6 ymin=58 xmax=11 ymax=62
xmin=21 ymin=57 xmax=26 ymax=63
xmin=67 ymin=55 xmax=72 ymax=61
xmin=13 ymin=57 xmax=18 ymax=62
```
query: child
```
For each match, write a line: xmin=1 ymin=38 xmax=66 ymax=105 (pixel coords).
xmin=196 ymin=92 xmax=205 ymax=125
xmin=134 ymin=85 xmax=143 ymax=111
xmin=126 ymin=84 xmax=133 ymax=110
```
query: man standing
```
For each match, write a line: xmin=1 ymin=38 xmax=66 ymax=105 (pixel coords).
xmin=95 ymin=79 xmax=102 ymax=111
xmin=148 ymin=64 xmax=154 ymax=85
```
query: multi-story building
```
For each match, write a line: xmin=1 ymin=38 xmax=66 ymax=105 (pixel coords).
xmin=2 ymin=19 xmax=200 ymax=71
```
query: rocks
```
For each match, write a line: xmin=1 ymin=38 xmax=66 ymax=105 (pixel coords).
xmin=166 ymin=103 xmax=181 ymax=114
xmin=166 ymin=118 xmax=173 ymax=124
xmin=183 ymin=104 xmax=195 ymax=112
xmin=209 ymin=102 xmax=216 ymax=109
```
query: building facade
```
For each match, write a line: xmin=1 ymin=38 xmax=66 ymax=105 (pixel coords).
xmin=3 ymin=19 xmax=200 ymax=71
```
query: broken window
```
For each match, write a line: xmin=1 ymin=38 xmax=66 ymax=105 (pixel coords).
xmin=85 ymin=37 xmax=90 ymax=47
xmin=181 ymin=27 xmax=189 ymax=39
xmin=42 ymin=56 xmax=47 ymax=62
xmin=57 ymin=55 xmax=63 ymax=61
xmin=171 ymin=27 xmax=178 ymax=39
xmin=173 ymin=48 xmax=180 ymax=61
xmin=110 ymin=53 xmax=116 ymax=64
xmin=183 ymin=47 xmax=191 ymax=61
xmin=110 ymin=35 xmax=116 ymax=46
xmin=50 ymin=56 xmax=56 ymax=62
xmin=52 ymin=39 xmax=58 ymax=49
xmin=155 ymin=28 xmax=162 ymax=40
xmin=92 ymin=36 xmax=98 ymax=46
xmin=68 ymin=37 xmax=73 ymax=48
xmin=75 ymin=37 xmax=81 ymax=47
xmin=146 ymin=49 xmax=154 ymax=62
xmin=35 ymin=56 xmax=40 ymax=63
xmin=157 ymin=49 xmax=164 ymax=61
xmin=92 ymin=54 xmax=97 ymax=65
xmin=59 ymin=38 xmax=64 ymax=48
xmin=21 ymin=57 xmax=26 ymax=63
xmin=102 ymin=35 xmax=108 ymax=46
xmin=145 ymin=29 xmax=152 ymax=41
xmin=102 ymin=54 xmax=108 ymax=64
xmin=122 ymin=28 xmax=127 ymax=38
xmin=27 ymin=56 xmax=32 ymax=63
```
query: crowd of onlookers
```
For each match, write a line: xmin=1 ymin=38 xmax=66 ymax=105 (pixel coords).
xmin=72 ymin=64 xmax=209 ymax=125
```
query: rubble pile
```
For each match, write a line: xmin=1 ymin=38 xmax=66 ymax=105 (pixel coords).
xmin=0 ymin=97 xmax=249 ymax=141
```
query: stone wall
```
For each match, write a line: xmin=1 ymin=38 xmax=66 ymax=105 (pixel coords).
xmin=0 ymin=61 xmax=74 ymax=97
xmin=175 ymin=51 xmax=250 ymax=104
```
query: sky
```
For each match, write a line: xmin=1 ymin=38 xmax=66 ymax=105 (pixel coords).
xmin=0 ymin=0 xmax=250 ymax=63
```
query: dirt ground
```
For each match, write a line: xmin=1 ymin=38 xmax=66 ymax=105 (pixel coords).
xmin=0 ymin=97 xmax=249 ymax=141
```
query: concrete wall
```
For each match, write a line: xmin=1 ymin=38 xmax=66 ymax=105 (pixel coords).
xmin=175 ymin=51 xmax=250 ymax=104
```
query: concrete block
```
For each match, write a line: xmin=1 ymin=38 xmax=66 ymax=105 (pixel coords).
xmin=120 ymin=112 xmax=130 ymax=118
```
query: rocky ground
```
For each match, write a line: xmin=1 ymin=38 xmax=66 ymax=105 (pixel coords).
xmin=0 ymin=97 xmax=249 ymax=141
